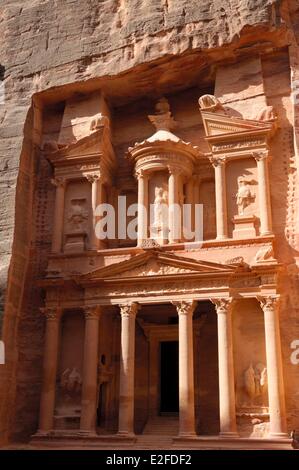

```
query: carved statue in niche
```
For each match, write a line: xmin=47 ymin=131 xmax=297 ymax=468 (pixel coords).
xmin=242 ymin=362 xmax=268 ymax=407
xmin=152 ymin=187 xmax=168 ymax=239
xmin=236 ymin=176 xmax=255 ymax=216
xmin=67 ymin=198 xmax=89 ymax=232
xmin=60 ymin=367 xmax=82 ymax=393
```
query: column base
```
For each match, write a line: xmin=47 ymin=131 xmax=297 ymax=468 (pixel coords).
xmin=260 ymin=231 xmax=273 ymax=237
xmin=77 ymin=430 xmax=98 ymax=437
xmin=33 ymin=430 xmax=52 ymax=438
xmin=178 ymin=432 xmax=197 ymax=439
xmin=268 ymin=432 xmax=289 ymax=439
xmin=117 ymin=431 xmax=135 ymax=439
xmin=219 ymin=431 xmax=240 ymax=438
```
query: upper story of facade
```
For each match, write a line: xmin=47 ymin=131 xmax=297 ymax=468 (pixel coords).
xmin=40 ymin=78 xmax=280 ymax=281
xmin=35 ymin=51 xmax=291 ymax=279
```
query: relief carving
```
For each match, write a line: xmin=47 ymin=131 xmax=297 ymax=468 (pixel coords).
xmin=236 ymin=176 xmax=256 ymax=216
xmin=90 ymin=113 xmax=109 ymax=132
xmin=237 ymin=363 xmax=268 ymax=409
xmin=67 ymin=198 xmax=89 ymax=232
xmin=254 ymin=246 xmax=275 ymax=263
xmin=198 ymin=94 xmax=226 ymax=114
xmin=147 ymin=97 xmax=177 ymax=131
xmin=254 ymin=105 xmax=277 ymax=122
xmin=58 ymin=367 xmax=83 ymax=410
xmin=119 ymin=259 xmax=197 ymax=278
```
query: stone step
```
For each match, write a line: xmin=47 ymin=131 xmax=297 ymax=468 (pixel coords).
xmin=142 ymin=417 xmax=179 ymax=436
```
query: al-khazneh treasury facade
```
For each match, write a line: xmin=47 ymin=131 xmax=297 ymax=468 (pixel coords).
xmin=1 ymin=0 xmax=299 ymax=451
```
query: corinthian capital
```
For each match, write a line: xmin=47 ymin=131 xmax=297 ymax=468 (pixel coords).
xmin=209 ymin=156 xmax=226 ymax=168
xmin=167 ymin=165 xmax=180 ymax=176
xmin=135 ymin=169 xmax=147 ymax=180
xmin=51 ymin=177 xmax=66 ymax=188
xmin=257 ymin=295 xmax=280 ymax=312
xmin=172 ymin=300 xmax=196 ymax=316
xmin=119 ymin=302 xmax=140 ymax=318
xmin=84 ymin=306 xmax=101 ymax=319
xmin=252 ymin=151 xmax=268 ymax=162
xmin=210 ymin=298 xmax=234 ymax=314
xmin=85 ymin=173 xmax=100 ymax=184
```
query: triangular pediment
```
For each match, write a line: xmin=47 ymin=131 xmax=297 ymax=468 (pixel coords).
xmin=46 ymin=128 xmax=106 ymax=163
xmin=78 ymin=250 xmax=235 ymax=283
xmin=201 ymin=111 xmax=273 ymax=138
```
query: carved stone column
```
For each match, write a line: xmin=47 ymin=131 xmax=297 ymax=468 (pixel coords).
xmin=210 ymin=157 xmax=228 ymax=240
xmin=168 ymin=167 xmax=180 ymax=243
xmin=86 ymin=173 xmax=101 ymax=250
xmin=185 ymin=179 xmax=194 ymax=238
xmin=118 ymin=303 xmax=139 ymax=436
xmin=253 ymin=152 xmax=273 ymax=236
xmin=257 ymin=296 xmax=288 ymax=437
xmin=51 ymin=177 xmax=66 ymax=253
xmin=173 ymin=300 xmax=196 ymax=437
xmin=136 ymin=170 xmax=149 ymax=246
xmin=80 ymin=306 xmax=101 ymax=433
xmin=38 ymin=307 xmax=62 ymax=433
xmin=211 ymin=298 xmax=238 ymax=437
xmin=193 ymin=176 xmax=200 ymax=207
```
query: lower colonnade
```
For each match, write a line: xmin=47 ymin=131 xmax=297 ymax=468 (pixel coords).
xmin=35 ymin=294 xmax=288 ymax=444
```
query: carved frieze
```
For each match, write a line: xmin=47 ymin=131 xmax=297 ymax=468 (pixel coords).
xmin=85 ymin=278 xmax=228 ymax=300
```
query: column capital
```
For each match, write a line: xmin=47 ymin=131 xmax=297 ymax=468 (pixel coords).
xmin=119 ymin=302 xmax=140 ymax=318
xmin=40 ymin=307 xmax=62 ymax=321
xmin=252 ymin=151 xmax=269 ymax=162
xmin=135 ymin=168 xmax=149 ymax=180
xmin=84 ymin=305 xmax=101 ymax=319
xmin=167 ymin=165 xmax=180 ymax=175
xmin=210 ymin=297 xmax=234 ymax=314
xmin=257 ymin=295 xmax=280 ymax=312
xmin=51 ymin=176 xmax=66 ymax=188
xmin=209 ymin=156 xmax=226 ymax=168
xmin=172 ymin=300 xmax=196 ymax=316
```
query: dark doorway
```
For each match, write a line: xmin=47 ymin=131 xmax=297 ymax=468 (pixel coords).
xmin=160 ymin=341 xmax=179 ymax=413
xmin=97 ymin=382 xmax=107 ymax=427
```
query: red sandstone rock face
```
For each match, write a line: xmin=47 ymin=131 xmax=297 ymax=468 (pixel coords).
xmin=0 ymin=0 xmax=299 ymax=446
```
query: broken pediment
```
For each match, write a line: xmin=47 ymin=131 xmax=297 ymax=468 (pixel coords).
xmin=200 ymin=110 xmax=274 ymax=138
xmin=44 ymin=126 xmax=115 ymax=167
xmin=77 ymin=250 xmax=236 ymax=283
xmin=198 ymin=95 xmax=277 ymax=160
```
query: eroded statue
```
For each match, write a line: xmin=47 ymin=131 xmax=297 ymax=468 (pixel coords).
xmin=152 ymin=187 xmax=168 ymax=239
xmin=244 ymin=363 xmax=268 ymax=405
xmin=236 ymin=176 xmax=255 ymax=216
xmin=198 ymin=94 xmax=226 ymax=114
xmin=60 ymin=367 xmax=82 ymax=394
xmin=67 ymin=198 xmax=89 ymax=232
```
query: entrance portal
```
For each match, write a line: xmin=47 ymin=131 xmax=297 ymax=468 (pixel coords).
xmin=160 ymin=341 xmax=179 ymax=413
